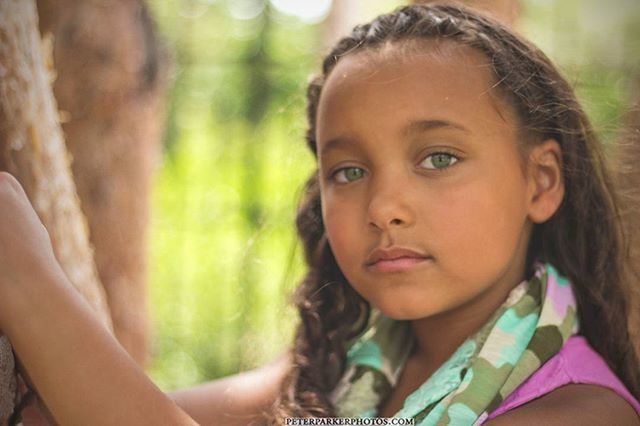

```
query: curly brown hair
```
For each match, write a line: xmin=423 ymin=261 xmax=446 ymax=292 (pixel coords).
xmin=270 ymin=3 xmax=640 ymax=420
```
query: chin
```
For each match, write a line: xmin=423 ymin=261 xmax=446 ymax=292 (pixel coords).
xmin=372 ymin=298 xmax=440 ymax=321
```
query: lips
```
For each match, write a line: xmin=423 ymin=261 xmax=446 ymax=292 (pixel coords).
xmin=365 ymin=247 xmax=433 ymax=272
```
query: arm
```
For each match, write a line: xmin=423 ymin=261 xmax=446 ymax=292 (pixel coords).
xmin=169 ymin=352 xmax=291 ymax=425
xmin=0 ymin=172 xmax=197 ymax=425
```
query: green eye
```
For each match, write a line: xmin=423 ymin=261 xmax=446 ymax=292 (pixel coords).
xmin=422 ymin=152 xmax=458 ymax=170
xmin=334 ymin=167 xmax=365 ymax=183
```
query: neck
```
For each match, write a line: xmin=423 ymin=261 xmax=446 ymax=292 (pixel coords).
xmin=408 ymin=298 xmax=497 ymax=368
xmin=409 ymin=259 xmax=528 ymax=369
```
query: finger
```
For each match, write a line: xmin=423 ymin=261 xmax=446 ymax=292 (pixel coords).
xmin=0 ymin=171 xmax=23 ymax=194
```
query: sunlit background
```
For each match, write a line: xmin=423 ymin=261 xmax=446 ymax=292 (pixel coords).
xmin=145 ymin=0 xmax=640 ymax=390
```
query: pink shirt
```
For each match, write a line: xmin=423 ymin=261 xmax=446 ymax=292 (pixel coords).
xmin=483 ymin=335 xmax=640 ymax=422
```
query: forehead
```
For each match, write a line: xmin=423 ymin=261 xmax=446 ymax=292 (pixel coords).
xmin=321 ymin=40 xmax=498 ymax=101
xmin=316 ymin=40 xmax=517 ymax=150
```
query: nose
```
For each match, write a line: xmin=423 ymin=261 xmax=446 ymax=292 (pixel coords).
xmin=367 ymin=176 xmax=415 ymax=231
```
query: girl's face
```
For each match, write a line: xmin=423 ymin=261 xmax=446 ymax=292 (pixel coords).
xmin=316 ymin=43 xmax=537 ymax=321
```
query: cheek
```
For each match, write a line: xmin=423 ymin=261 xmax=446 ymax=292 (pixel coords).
xmin=322 ymin=194 xmax=361 ymax=267
xmin=428 ymin=178 xmax=528 ymax=264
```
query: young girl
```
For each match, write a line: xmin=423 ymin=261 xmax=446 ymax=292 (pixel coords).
xmin=1 ymin=3 xmax=639 ymax=425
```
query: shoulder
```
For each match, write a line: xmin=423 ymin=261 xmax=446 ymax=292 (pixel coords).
xmin=484 ymin=384 xmax=640 ymax=425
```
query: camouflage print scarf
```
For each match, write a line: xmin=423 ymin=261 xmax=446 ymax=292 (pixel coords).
xmin=330 ymin=262 xmax=579 ymax=425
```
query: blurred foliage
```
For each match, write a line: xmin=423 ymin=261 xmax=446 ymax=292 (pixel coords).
xmin=147 ymin=0 xmax=320 ymax=389
xmin=522 ymin=0 xmax=640 ymax=145
xmin=146 ymin=0 xmax=639 ymax=390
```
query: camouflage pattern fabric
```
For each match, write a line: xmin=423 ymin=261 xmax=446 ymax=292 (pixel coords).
xmin=330 ymin=262 xmax=578 ymax=425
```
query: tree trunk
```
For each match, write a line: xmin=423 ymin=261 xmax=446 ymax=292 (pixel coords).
xmin=0 ymin=0 xmax=112 ymax=422
xmin=411 ymin=0 xmax=520 ymax=27
xmin=0 ymin=338 xmax=15 ymax=425
xmin=36 ymin=0 xmax=169 ymax=365
xmin=323 ymin=0 xmax=366 ymax=51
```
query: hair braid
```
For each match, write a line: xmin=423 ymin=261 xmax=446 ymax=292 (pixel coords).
xmin=269 ymin=171 xmax=369 ymax=418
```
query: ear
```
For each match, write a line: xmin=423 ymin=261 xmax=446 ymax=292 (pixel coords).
xmin=526 ymin=139 xmax=565 ymax=224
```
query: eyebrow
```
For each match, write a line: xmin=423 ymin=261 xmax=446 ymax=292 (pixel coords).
xmin=402 ymin=119 xmax=469 ymax=137
xmin=319 ymin=119 xmax=469 ymax=158
xmin=318 ymin=137 xmax=354 ymax=159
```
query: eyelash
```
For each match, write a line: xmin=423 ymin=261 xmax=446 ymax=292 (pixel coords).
xmin=329 ymin=151 xmax=460 ymax=184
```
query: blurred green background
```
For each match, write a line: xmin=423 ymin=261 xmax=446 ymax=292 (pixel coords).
xmin=145 ymin=0 xmax=640 ymax=390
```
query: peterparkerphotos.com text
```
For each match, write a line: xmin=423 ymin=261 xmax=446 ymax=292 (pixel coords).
xmin=284 ymin=418 xmax=415 ymax=425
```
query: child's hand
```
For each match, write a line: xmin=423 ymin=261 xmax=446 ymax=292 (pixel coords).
xmin=0 ymin=172 xmax=62 ymax=322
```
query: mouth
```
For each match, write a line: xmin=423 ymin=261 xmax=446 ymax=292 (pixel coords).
xmin=365 ymin=247 xmax=433 ymax=273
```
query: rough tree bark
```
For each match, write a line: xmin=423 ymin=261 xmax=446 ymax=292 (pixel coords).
xmin=411 ymin=0 xmax=520 ymax=27
xmin=0 ymin=338 xmax=14 ymax=425
xmin=35 ymin=0 xmax=169 ymax=365
xmin=0 ymin=1 xmax=112 ymax=422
